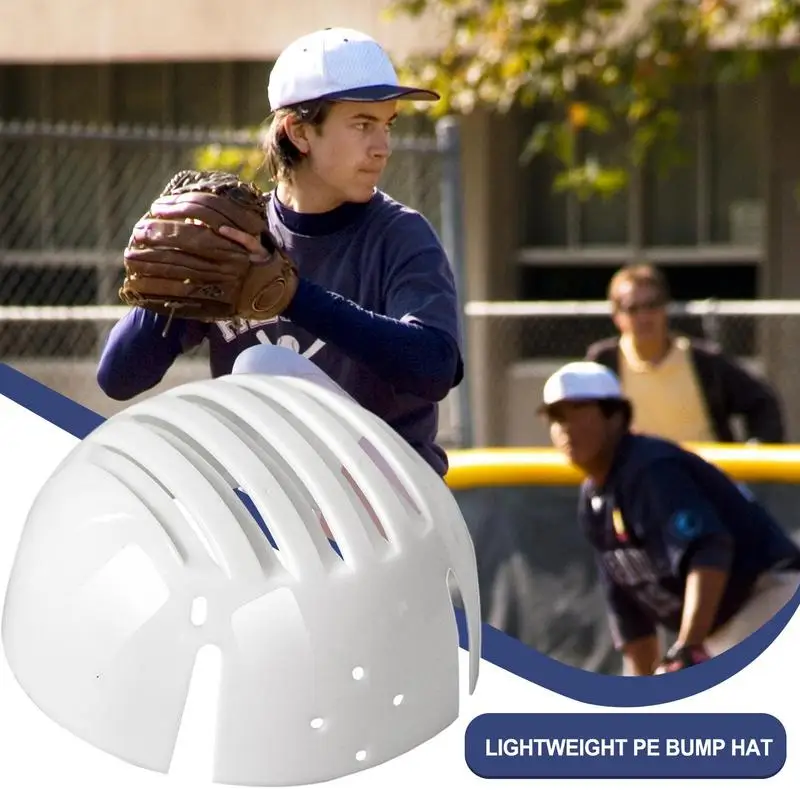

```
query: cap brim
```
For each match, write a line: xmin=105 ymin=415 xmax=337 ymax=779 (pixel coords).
xmin=320 ymin=85 xmax=440 ymax=103
xmin=536 ymin=395 xmax=626 ymax=414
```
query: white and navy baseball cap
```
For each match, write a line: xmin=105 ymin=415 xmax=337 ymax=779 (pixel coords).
xmin=268 ymin=27 xmax=440 ymax=111
xmin=538 ymin=362 xmax=628 ymax=412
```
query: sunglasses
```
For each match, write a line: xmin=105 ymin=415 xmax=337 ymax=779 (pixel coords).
xmin=613 ymin=298 xmax=666 ymax=315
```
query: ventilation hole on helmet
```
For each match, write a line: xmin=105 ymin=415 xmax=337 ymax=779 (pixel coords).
xmin=234 ymin=386 xmax=385 ymax=546
xmin=100 ymin=445 xmax=175 ymax=498
xmin=128 ymin=416 xmax=278 ymax=572
xmin=166 ymin=396 xmax=337 ymax=569
xmin=357 ymin=436 xmax=422 ymax=517
xmin=342 ymin=465 xmax=387 ymax=541
xmin=191 ymin=596 xmax=208 ymax=626
xmin=318 ymin=513 xmax=345 ymax=559
xmin=235 ymin=488 xmax=279 ymax=550
xmin=136 ymin=415 xmax=281 ymax=553
xmin=393 ymin=694 xmax=404 ymax=706
xmin=352 ymin=666 xmax=365 ymax=681
xmin=169 ymin=644 xmax=222 ymax=781
xmin=310 ymin=717 xmax=324 ymax=730
xmin=355 ymin=750 xmax=367 ymax=762
xmin=93 ymin=447 xmax=185 ymax=562
xmin=328 ymin=538 xmax=344 ymax=559
xmin=172 ymin=498 xmax=226 ymax=571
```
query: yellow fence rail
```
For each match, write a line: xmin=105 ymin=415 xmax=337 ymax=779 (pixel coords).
xmin=445 ymin=444 xmax=800 ymax=490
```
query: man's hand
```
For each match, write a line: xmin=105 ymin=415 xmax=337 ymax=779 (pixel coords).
xmin=219 ymin=225 xmax=273 ymax=265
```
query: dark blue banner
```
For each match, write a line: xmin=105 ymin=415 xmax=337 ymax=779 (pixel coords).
xmin=465 ymin=713 xmax=786 ymax=779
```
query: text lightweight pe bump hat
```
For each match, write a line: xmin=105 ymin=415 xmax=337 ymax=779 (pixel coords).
xmin=267 ymin=27 xmax=440 ymax=111
xmin=1 ymin=370 xmax=481 ymax=787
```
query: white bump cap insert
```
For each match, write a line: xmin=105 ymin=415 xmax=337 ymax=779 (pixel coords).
xmin=2 ymin=367 xmax=480 ymax=786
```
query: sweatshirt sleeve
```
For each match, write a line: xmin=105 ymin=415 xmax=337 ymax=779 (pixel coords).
xmin=96 ymin=307 xmax=208 ymax=401
xmin=285 ymin=278 xmax=462 ymax=402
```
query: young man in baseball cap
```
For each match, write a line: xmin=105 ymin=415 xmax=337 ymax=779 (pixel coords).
xmin=539 ymin=362 xmax=800 ymax=676
xmin=98 ymin=28 xmax=463 ymax=477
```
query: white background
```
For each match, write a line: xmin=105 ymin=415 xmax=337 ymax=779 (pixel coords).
xmin=0 ymin=393 xmax=795 ymax=798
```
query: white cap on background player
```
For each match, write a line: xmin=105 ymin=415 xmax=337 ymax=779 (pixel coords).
xmin=268 ymin=27 xmax=440 ymax=111
xmin=539 ymin=361 xmax=627 ymax=412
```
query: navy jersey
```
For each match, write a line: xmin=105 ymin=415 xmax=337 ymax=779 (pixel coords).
xmin=97 ymin=190 xmax=462 ymax=476
xmin=579 ymin=433 xmax=800 ymax=649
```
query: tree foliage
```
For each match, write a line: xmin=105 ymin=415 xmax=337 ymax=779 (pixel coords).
xmin=193 ymin=136 xmax=272 ymax=191
xmin=384 ymin=0 xmax=800 ymax=198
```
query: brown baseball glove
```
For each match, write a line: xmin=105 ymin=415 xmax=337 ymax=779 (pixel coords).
xmin=120 ymin=169 xmax=298 ymax=324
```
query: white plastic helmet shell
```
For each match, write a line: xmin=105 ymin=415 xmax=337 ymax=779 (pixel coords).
xmin=1 ymin=352 xmax=481 ymax=787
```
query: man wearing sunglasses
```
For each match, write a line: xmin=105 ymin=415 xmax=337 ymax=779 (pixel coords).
xmin=585 ymin=263 xmax=784 ymax=444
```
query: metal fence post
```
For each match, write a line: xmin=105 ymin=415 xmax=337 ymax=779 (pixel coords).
xmin=436 ymin=115 xmax=473 ymax=449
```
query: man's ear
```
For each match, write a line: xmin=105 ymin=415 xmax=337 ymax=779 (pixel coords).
xmin=283 ymin=116 xmax=311 ymax=155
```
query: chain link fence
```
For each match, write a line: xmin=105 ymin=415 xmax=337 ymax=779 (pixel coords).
xmin=464 ymin=300 xmax=800 ymax=445
xmin=0 ymin=118 xmax=467 ymax=444
xmin=466 ymin=302 xmax=763 ymax=361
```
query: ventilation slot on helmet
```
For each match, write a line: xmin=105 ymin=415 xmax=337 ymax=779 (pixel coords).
xmin=169 ymin=643 xmax=222 ymax=782
xmin=237 ymin=373 xmax=432 ymax=541
xmin=98 ymin=444 xmax=174 ymax=497
xmin=131 ymin=402 xmax=342 ymax=573
xmin=171 ymin=388 xmax=387 ymax=563
xmin=232 ymin=383 xmax=395 ymax=553
xmin=91 ymin=444 xmax=187 ymax=564
xmin=355 ymin=435 xmax=423 ymax=520
xmin=128 ymin=415 xmax=296 ymax=573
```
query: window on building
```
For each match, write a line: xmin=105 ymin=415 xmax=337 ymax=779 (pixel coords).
xmin=517 ymin=77 xmax=766 ymax=256
xmin=51 ymin=65 xmax=106 ymax=123
xmin=517 ymin=106 xmax=570 ymax=248
xmin=232 ymin=62 xmax=273 ymax=128
xmin=113 ymin=64 xmax=168 ymax=124
xmin=518 ymin=98 xmax=631 ymax=248
xmin=174 ymin=62 xmax=232 ymax=126
xmin=577 ymin=113 xmax=630 ymax=247
xmin=2 ymin=65 xmax=47 ymax=119
xmin=642 ymin=84 xmax=701 ymax=247
xmin=710 ymin=78 xmax=765 ymax=245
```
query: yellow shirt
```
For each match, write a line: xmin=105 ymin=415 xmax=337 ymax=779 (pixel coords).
xmin=618 ymin=335 xmax=716 ymax=443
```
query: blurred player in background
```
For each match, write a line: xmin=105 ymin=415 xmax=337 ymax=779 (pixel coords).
xmin=97 ymin=27 xmax=463 ymax=477
xmin=539 ymin=361 xmax=800 ymax=677
xmin=586 ymin=263 xmax=785 ymax=444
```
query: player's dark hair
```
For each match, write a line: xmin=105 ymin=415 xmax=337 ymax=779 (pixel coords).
xmin=263 ymin=101 xmax=334 ymax=182
xmin=598 ymin=399 xmax=633 ymax=430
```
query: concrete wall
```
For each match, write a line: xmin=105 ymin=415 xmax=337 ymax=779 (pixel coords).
xmin=4 ymin=0 xmax=760 ymax=65
xmin=0 ymin=0 xmax=444 ymax=63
